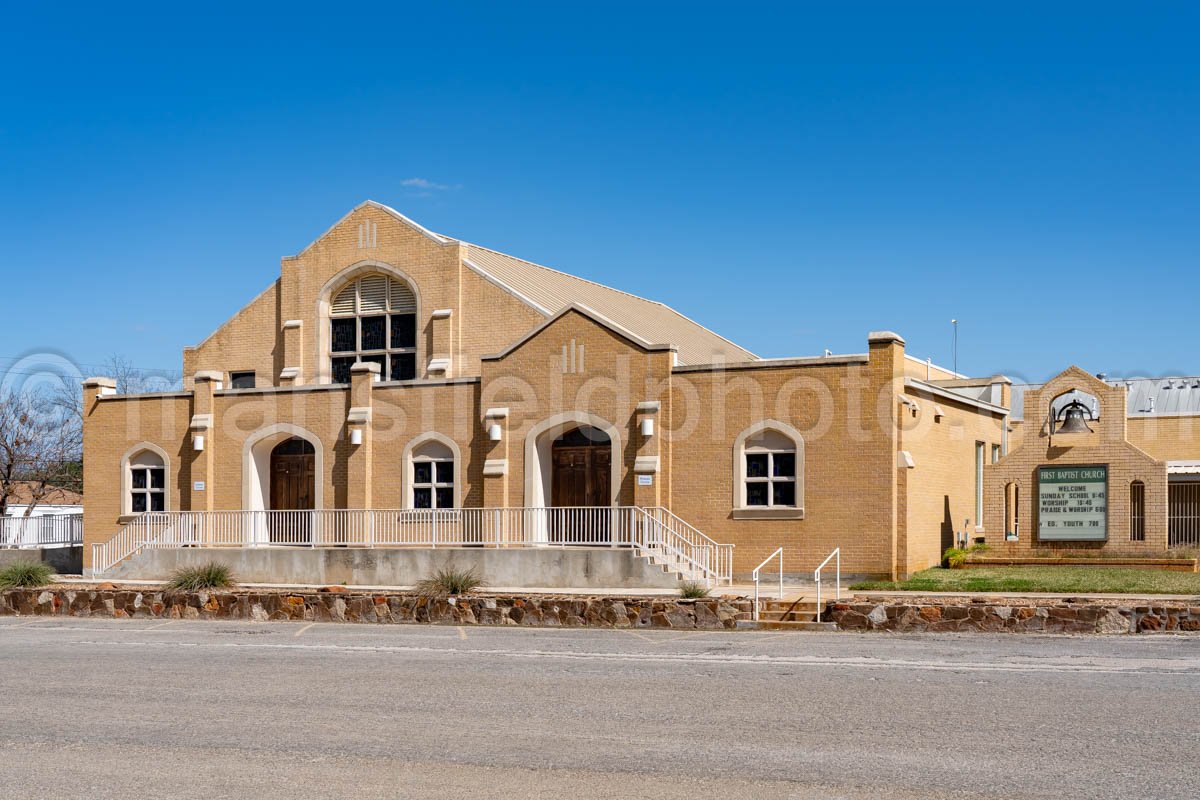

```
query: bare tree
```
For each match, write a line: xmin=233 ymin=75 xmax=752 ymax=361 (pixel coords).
xmin=0 ymin=355 xmax=182 ymax=518
xmin=51 ymin=354 xmax=182 ymax=427
xmin=0 ymin=390 xmax=81 ymax=517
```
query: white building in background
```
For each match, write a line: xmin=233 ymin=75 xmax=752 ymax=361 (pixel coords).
xmin=4 ymin=482 xmax=83 ymax=517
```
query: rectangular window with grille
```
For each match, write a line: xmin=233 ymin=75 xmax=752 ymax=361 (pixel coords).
xmin=1130 ymin=482 xmax=1145 ymax=542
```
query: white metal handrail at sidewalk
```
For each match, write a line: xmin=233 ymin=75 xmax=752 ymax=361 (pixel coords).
xmin=92 ymin=507 xmax=735 ymax=585
xmin=814 ymin=548 xmax=840 ymax=623
xmin=751 ymin=547 xmax=783 ymax=621
xmin=0 ymin=514 xmax=83 ymax=549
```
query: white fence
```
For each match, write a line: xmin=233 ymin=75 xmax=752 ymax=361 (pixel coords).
xmin=1 ymin=514 xmax=83 ymax=549
xmin=92 ymin=506 xmax=734 ymax=585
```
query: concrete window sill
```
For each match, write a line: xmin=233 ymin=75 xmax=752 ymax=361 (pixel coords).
xmin=731 ymin=508 xmax=805 ymax=520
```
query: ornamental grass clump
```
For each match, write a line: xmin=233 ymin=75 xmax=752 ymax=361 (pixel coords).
xmin=0 ymin=561 xmax=54 ymax=589
xmin=678 ymin=581 xmax=710 ymax=599
xmin=415 ymin=567 xmax=484 ymax=597
xmin=165 ymin=562 xmax=235 ymax=592
xmin=943 ymin=543 xmax=989 ymax=569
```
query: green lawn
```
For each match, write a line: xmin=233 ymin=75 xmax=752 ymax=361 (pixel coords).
xmin=852 ymin=566 xmax=1200 ymax=595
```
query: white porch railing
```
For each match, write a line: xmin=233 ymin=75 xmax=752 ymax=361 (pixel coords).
xmin=91 ymin=507 xmax=735 ymax=584
xmin=1 ymin=514 xmax=83 ymax=549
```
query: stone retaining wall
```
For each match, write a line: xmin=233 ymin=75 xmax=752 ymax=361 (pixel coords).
xmin=826 ymin=597 xmax=1200 ymax=634
xmin=0 ymin=587 xmax=751 ymax=629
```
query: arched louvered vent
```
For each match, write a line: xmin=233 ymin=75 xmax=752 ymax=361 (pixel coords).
xmin=332 ymin=284 xmax=356 ymax=315
xmin=390 ymin=279 xmax=416 ymax=314
xmin=359 ymin=275 xmax=388 ymax=313
xmin=331 ymin=275 xmax=416 ymax=316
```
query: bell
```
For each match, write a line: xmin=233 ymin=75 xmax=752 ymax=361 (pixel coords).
xmin=1056 ymin=400 xmax=1093 ymax=434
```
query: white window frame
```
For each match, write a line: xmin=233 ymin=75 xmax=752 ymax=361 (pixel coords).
xmin=743 ymin=449 xmax=796 ymax=508
xmin=412 ymin=454 xmax=455 ymax=510
xmin=120 ymin=444 xmax=170 ymax=518
xmin=732 ymin=420 xmax=805 ymax=519
xmin=402 ymin=434 xmax=462 ymax=510
xmin=329 ymin=274 xmax=418 ymax=383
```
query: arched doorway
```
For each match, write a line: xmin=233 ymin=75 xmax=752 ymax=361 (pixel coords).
xmin=270 ymin=437 xmax=315 ymax=543
xmin=551 ymin=426 xmax=611 ymax=544
xmin=551 ymin=426 xmax=612 ymax=507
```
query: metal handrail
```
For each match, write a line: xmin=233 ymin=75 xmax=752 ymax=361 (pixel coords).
xmin=814 ymin=548 xmax=840 ymax=623
xmin=750 ymin=547 xmax=783 ymax=621
xmin=644 ymin=507 xmax=735 ymax=585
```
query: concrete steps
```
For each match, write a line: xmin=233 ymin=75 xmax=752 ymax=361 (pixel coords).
xmin=737 ymin=596 xmax=838 ymax=632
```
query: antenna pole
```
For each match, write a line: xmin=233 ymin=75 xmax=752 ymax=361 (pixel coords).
xmin=951 ymin=319 xmax=958 ymax=375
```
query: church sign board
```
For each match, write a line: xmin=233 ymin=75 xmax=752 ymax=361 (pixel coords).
xmin=1037 ymin=465 xmax=1108 ymax=541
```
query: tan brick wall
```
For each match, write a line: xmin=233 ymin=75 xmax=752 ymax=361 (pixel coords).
xmin=1127 ymin=416 xmax=1200 ymax=461
xmin=900 ymin=391 xmax=1006 ymax=574
xmin=665 ymin=338 xmax=910 ymax=578
xmin=82 ymin=390 xmax=194 ymax=561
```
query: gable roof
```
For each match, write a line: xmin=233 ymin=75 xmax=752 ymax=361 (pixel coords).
xmin=461 ymin=243 xmax=756 ymax=366
xmin=482 ymin=303 xmax=676 ymax=362
xmin=351 ymin=202 xmax=757 ymax=366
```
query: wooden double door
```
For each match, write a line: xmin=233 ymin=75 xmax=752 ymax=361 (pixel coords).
xmin=550 ymin=427 xmax=612 ymax=543
xmin=269 ymin=437 xmax=315 ymax=544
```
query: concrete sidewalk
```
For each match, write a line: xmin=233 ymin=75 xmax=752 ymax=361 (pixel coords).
xmin=853 ymin=589 xmax=1200 ymax=602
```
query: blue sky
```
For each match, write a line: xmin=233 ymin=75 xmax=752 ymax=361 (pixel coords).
xmin=2 ymin=2 xmax=1197 ymax=388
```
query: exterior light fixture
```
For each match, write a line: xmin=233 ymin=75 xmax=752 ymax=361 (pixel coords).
xmin=192 ymin=434 xmax=205 ymax=451
xmin=640 ymin=418 xmax=654 ymax=438
xmin=350 ymin=428 xmax=363 ymax=445
xmin=488 ymin=423 xmax=502 ymax=442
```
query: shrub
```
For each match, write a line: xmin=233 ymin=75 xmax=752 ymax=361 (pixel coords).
xmin=0 ymin=561 xmax=54 ymax=589
xmin=165 ymin=562 xmax=235 ymax=592
xmin=415 ymin=566 xmax=484 ymax=597
xmin=678 ymin=581 xmax=710 ymax=599
xmin=943 ymin=547 xmax=968 ymax=569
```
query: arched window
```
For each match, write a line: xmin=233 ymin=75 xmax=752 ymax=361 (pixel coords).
xmin=733 ymin=421 xmax=805 ymax=517
xmin=1130 ymin=481 xmax=1145 ymax=542
xmin=125 ymin=448 xmax=166 ymax=514
xmin=329 ymin=274 xmax=417 ymax=383
xmin=410 ymin=439 xmax=456 ymax=509
xmin=1004 ymin=482 xmax=1020 ymax=539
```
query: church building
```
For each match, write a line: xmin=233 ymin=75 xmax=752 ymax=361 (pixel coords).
xmin=82 ymin=202 xmax=1019 ymax=583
